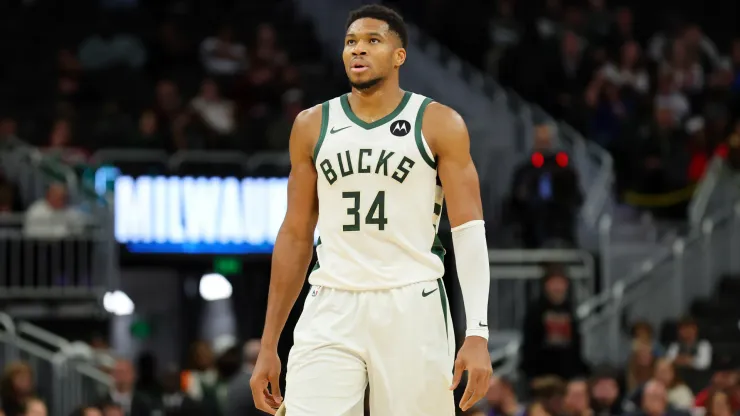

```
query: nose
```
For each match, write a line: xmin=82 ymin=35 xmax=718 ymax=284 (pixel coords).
xmin=352 ymin=42 xmax=368 ymax=56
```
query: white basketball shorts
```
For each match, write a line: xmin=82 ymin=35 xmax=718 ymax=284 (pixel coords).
xmin=283 ymin=278 xmax=456 ymax=416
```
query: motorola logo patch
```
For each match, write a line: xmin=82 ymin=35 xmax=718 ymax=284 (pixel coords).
xmin=390 ymin=120 xmax=411 ymax=137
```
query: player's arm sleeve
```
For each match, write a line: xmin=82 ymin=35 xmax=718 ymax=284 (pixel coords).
xmin=451 ymin=220 xmax=491 ymax=340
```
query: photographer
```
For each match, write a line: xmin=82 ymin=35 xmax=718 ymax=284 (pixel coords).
xmin=510 ymin=124 xmax=583 ymax=248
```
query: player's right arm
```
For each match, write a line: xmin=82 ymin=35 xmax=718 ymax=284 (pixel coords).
xmin=250 ymin=104 xmax=322 ymax=415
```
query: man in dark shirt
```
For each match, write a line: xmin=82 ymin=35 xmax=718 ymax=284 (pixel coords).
xmin=520 ymin=265 xmax=587 ymax=381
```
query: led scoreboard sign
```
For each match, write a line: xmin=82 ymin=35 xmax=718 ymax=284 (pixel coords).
xmin=114 ymin=175 xmax=316 ymax=254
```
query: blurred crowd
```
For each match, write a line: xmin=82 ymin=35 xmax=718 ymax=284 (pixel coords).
xmin=0 ymin=338 xmax=265 ymax=416
xmin=458 ymin=266 xmax=740 ymax=416
xmin=0 ymin=0 xmax=341 ymax=217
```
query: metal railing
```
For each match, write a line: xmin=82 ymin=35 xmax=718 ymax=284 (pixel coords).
xmin=0 ymin=214 xmax=117 ymax=299
xmin=689 ymin=157 xmax=740 ymax=231
xmin=579 ymin=202 xmax=740 ymax=364
xmin=487 ymin=249 xmax=595 ymax=331
xmin=0 ymin=312 xmax=111 ymax=415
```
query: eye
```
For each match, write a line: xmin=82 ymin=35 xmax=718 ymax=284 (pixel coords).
xmin=346 ymin=39 xmax=356 ymax=46
xmin=370 ymin=38 xmax=380 ymax=44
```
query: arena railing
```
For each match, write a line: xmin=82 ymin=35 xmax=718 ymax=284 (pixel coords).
xmin=481 ymin=248 xmax=594 ymax=377
xmin=486 ymin=249 xmax=595 ymax=331
xmin=689 ymin=157 xmax=740 ymax=231
xmin=0 ymin=214 xmax=118 ymax=301
xmin=1 ymin=137 xmax=80 ymax=207
xmin=577 ymin=202 xmax=740 ymax=364
xmin=0 ymin=312 xmax=111 ymax=416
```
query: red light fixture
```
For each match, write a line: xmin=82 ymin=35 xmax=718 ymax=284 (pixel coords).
xmin=531 ymin=152 xmax=544 ymax=168
xmin=556 ymin=152 xmax=568 ymax=167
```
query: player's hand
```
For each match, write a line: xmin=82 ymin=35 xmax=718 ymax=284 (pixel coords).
xmin=450 ymin=336 xmax=493 ymax=411
xmin=250 ymin=348 xmax=283 ymax=415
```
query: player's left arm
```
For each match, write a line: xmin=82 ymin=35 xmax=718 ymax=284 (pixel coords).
xmin=423 ymin=102 xmax=492 ymax=411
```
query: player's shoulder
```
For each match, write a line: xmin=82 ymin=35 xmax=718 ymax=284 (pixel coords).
xmin=419 ymin=100 xmax=468 ymax=145
xmin=290 ymin=103 xmax=326 ymax=156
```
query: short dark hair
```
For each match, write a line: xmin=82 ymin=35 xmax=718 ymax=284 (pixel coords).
xmin=678 ymin=315 xmax=697 ymax=328
xmin=531 ymin=375 xmax=566 ymax=400
xmin=346 ymin=4 xmax=408 ymax=48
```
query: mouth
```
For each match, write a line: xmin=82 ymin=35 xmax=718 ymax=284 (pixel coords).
xmin=350 ymin=62 xmax=369 ymax=73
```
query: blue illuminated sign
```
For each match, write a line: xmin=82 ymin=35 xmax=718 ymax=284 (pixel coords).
xmin=114 ymin=175 xmax=317 ymax=254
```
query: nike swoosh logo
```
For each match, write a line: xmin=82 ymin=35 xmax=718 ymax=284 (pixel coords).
xmin=421 ymin=288 xmax=438 ymax=297
xmin=330 ymin=126 xmax=351 ymax=134
xmin=479 ymin=321 xmax=488 ymax=327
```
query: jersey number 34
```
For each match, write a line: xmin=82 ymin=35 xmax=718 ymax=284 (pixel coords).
xmin=342 ymin=191 xmax=387 ymax=232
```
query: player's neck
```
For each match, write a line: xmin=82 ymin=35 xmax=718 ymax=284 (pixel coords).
xmin=348 ymin=83 xmax=405 ymax=122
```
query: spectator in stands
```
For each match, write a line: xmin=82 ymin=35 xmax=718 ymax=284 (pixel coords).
xmin=200 ymin=25 xmax=247 ymax=76
xmin=694 ymin=357 xmax=740 ymax=410
xmin=563 ymin=379 xmax=593 ymax=416
xmin=135 ymin=352 xmax=161 ymax=402
xmin=0 ymin=117 xmax=17 ymax=139
xmin=182 ymin=341 xmax=219 ymax=413
xmin=661 ymin=39 xmax=705 ymax=96
xmin=631 ymin=380 xmax=690 ymax=416
xmin=590 ymin=366 xmax=626 ymax=416
xmin=666 ymin=316 xmax=712 ymax=370
xmin=23 ymin=183 xmax=86 ymax=239
xmin=69 ymin=406 xmax=103 ymax=416
xmin=482 ymin=375 xmax=523 ymax=416
xmin=97 ymin=358 xmax=154 ymax=416
xmin=627 ymin=342 xmax=656 ymax=393
xmin=22 ymin=398 xmax=46 ymax=416
xmin=265 ymin=89 xmax=304 ymax=151
xmin=188 ymin=79 xmax=236 ymax=146
xmin=631 ymin=321 xmax=665 ymax=358
xmin=225 ymin=339 xmax=261 ymax=416
xmin=509 ymin=124 xmax=582 ymax=248
xmin=78 ymin=21 xmax=146 ymax=71
xmin=57 ymin=48 xmax=82 ymax=103
xmin=148 ymin=22 xmax=197 ymax=79
xmin=521 ymin=264 xmax=586 ymax=382
xmin=544 ymin=31 xmax=594 ymax=127
xmin=0 ymin=362 xmax=36 ymax=416
xmin=726 ymin=120 xmax=740 ymax=171
xmin=0 ymin=184 xmax=15 ymax=214
xmin=99 ymin=402 xmax=124 ymax=416
xmin=153 ymin=80 xmax=185 ymax=148
xmin=529 ymin=376 xmax=567 ymax=416
xmin=128 ymin=109 xmax=164 ymax=149
xmin=705 ymin=390 xmax=736 ymax=416
xmin=652 ymin=358 xmax=694 ymax=410
xmin=158 ymin=368 xmax=203 ymax=416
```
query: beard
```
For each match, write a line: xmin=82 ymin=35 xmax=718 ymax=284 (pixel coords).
xmin=350 ymin=76 xmax=383 ymax=91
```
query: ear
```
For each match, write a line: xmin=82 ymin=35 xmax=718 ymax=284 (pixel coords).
xmin=394 ymin=48 xmax=406 ymax=68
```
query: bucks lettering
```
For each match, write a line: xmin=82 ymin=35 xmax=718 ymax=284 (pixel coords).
xmin=319 ymin=148 xmax=416 ymax=185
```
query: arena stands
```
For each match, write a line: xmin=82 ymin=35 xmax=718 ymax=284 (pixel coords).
xmin=0 ymin=0 xmax=739 ymax=415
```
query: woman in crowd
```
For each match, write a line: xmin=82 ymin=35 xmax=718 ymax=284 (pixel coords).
xmin=653 ymin=358 xmax=694 ymax=409
xmin=705 ymin=389 xmax=736 ymax=416
xmin=627 ymin=342 xmax=656 ymax=393
xmin=0 ymin=362 xmax=37 ymax=416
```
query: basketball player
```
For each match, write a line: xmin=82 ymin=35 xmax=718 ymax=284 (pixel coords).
xmin=250 ymin=5 xmax=492 ymax=415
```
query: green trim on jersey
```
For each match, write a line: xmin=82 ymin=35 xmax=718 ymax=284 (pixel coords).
xmin=312 ymin=102 xmax=330 ymax=161
xmin=340 ymin=91 xmax=412 ymax=130
xmin=431 ymin=234 xmax=445 ymax=263
xmin=311 ymin=237 xmax=322 ymax=271
xmin=414 ymin=98 xmax=436 ymax=169
xmin=437 ymin=278 xmax=449 ymax=345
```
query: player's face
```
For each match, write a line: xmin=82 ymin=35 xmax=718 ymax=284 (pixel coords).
xmin=343 ymin=18 xmax=406 ymax=91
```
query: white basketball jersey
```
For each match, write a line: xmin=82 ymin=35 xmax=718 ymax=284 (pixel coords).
xmin=309 ymin=91 xmax=445 ymax=290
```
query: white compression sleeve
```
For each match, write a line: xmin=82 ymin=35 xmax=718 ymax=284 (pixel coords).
xmin=451 ymin=219 xmax=490 ymax=340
